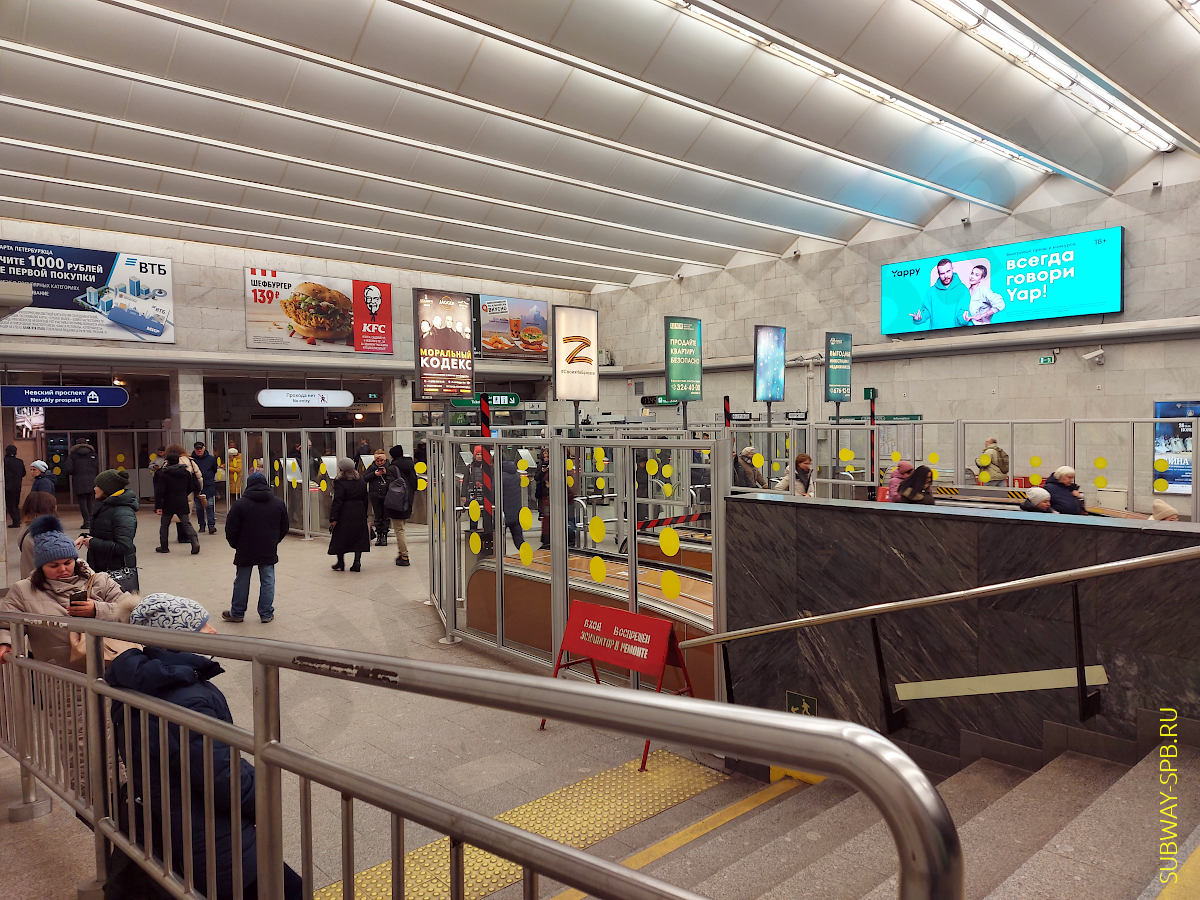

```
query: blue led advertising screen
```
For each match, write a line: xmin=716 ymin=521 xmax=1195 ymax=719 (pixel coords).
xmin=880 ymin=226 xmax=1122 ymax=335
xmin=754 ymin=325 xmax=785 ymax=403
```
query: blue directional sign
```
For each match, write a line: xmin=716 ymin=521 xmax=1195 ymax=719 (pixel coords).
xmin=0 ymin=386 xmax=129 ymax=407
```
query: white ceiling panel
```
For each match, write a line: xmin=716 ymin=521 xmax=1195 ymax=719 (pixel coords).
xmin=355 ymin=179 xmax=435 ymax=214
xmin=277 ymin=163 xmax=364 ymax=200
xmin=155 ymin=172 xmax=248 ymax=206
xmin=0 ymin=104 xmax=99 ymax=151
xmin=543 ymin=69 xmax=645 ymax=140
xmin=457 ymin=37 xmax=573 ymax=119
xmin=62 ymin=157 xmax=163 ymax=193
xmin=899 ymin=31 xmax=1007 ymax=116
xmin=124 ymin=82 xmax=249 ymax=144
xmin=550 ymin=0 xmax=678 ymax=78
xmin=228 ymin=109 xmax=339 ymax=167
xmin=617 ymin=95 xmax=713 ymax=159
xmin=838 ymin=0 xmax=946 ymax=85
xmin=385 ymin=91 xmax=489 ymax=154
xmin=192 ymin=145 xmax=288 ymax=187
xmin=23 ymin=0 xmax=179 ymax=76
xmin=353 ymin=2 xmax=482 ymax=93
xmin=0 ymin=146 xmax=70 ymax=180
xmin=0 ymin=54 xmax=133 ymax=120
xmin=46 ymin=183 xmax=131 ymax=213
xmin=221 ymin=0 xmax=376 ymax=62
xmin=442 ymin=0 xmax=571 ymax=45
xmin=238 ymin=187 xmax=323 ymax=219
xmin=89 ymin=124 xmax=204 ymax=171
xmin=765 ymin=0 xmax=880 ymax=60
xmin=0 ymin=0 xmax=29 ymax=37
xmin=637 ymin=14 xmax=756 ymax=106
xmin=166 ymin=27 xmax=303 ymax=107
xmin=284 ymin=62 xmax=404 ymax=131
xmin=465 ymin=115 xmax=561 ymax=172
xmin=782 ymin=78 xmax=871 ymax=150
xmin=714 ymin=51 xmax=813 ymax=130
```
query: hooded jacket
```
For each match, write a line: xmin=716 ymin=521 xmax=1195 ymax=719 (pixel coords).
xmin=106 ymin=648 xmax=258 ymax=897
xmin=887 ymin=462 xmax=915 ymax=501
xmin=154 ymin=463 xmax=195 ymax=516
xmin=4 ymin=445 xmax=25 ymax=491
xmin=915 ymin=272 xmax=970 ymax=330
xmin=87 ymin=489 xmax=139 ymax=573
xmin=225 ymin=478 xmax=289 ymax=566
xmin=66 ymin=442 xmax=100 ymax=492
xmin=1045 ymin=475 xmax=1087 ymax=515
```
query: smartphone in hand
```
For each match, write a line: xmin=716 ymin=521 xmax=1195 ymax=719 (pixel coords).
xmin=68 ymin=589 xmax=87 ymax=606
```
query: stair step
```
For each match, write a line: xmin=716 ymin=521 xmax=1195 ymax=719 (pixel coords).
xmin=988 ymin=744 xmax=1200 ymax=899
xmin=768 ymin=759 xmax=1029 ymax=900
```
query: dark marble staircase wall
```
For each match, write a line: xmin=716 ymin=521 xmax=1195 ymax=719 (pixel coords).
xmin=724 ymin=494 xmax=1200 ymax=761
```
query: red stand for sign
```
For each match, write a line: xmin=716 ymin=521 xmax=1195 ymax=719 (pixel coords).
xmin=539 ymin=600 xmax=695 ymax=771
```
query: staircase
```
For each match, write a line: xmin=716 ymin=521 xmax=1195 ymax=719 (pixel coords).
xmin=637 ymin=743 xmax=1200 ymax=899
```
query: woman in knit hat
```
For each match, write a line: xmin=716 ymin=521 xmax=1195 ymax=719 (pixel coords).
xmin=1019 ymin=487 xmax=1056 ymax=513
xmin=16 ymin=490 xmax=57 ymax=578
xmin=81 ymin=468 xmax=139 ymax=578
xmin=1149 ymin=498 xmax=1181 ymax=522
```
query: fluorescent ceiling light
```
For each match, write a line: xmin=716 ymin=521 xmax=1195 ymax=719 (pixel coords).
xmin=0 ymin=194 xmax=623 ymax=288
xmin=0 ymin=96 xmax=777 ymax=256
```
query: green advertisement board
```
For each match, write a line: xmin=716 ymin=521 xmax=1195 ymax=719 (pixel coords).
xmin=824 ymin=332 xmax=852 ymax=402
xmin=664 ymin=316 xmax=703 ymax=400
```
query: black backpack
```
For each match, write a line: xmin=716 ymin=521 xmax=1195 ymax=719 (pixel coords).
xmin=383 ymin=466 xmax=413 ymax=519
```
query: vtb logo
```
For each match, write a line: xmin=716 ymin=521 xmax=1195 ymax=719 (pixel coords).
xmin=561 ymin=335 xmax=593 ymax=365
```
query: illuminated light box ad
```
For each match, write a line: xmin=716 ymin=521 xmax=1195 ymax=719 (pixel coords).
xmin=245 ymin=268 xmax=392 ymax=353
xmin=664 ymin=316 xmax=702 ymax=401
xmin=413 ymin=288 xmax=475 ymax=400
xmin=474 ymin=295 xmax=549 ymax=360
xmin=754 ymin=325 xmax=786 ymax=403
xmin=1153 ymin=400 xmax=1199 ymax=496
xmin=880 ymin=226 xmax=1123 ymax=335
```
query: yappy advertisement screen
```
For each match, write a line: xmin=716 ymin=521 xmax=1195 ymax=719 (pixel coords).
xmin=880 ymin=227 xmax=1123 ymax=335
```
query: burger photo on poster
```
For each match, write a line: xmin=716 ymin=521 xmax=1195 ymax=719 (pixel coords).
xmin=280 ymin=281 xmax=354 ymax=344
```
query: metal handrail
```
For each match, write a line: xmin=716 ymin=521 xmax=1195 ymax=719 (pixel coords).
xmin=0 ymin=612 xmax=963 ymax=900
xmin=680 ymin=542 xmax=1200 ymax=650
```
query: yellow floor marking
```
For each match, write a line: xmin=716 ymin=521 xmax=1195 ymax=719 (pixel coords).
xmin=895 ymin=664 xmax=1108 ymax=701
xmin=314 ymin=749 xmax=726 ymax=899
xmin=549 ymin=776 xmax=803 ymax=900
xmin=1158 ymin=839 xmax=1200 ymax=900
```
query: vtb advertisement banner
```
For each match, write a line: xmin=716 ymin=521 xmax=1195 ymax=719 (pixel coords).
xmin=880 ymin=226 xmax=1123 ymax=335
xmin=244 ymin=268 xmax=392 ymax=353
xmin=554 ymin=306 xmax=598 ymax=402
xmin=0 ymin=238 xmax=174 ymax=342
xmin=664 ymin=316 xmax=702 ymax=401
xmin=413 ymin=288 xmax=475 ymax=400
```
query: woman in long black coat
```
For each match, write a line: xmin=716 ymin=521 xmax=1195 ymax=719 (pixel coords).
xmin=328 ymin=457 xmax=370 ymax=571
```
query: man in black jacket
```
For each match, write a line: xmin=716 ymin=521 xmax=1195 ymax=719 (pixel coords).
xmin=221 ymin=472 xmax=289 ymax=623
xmin=65 ymin=439 xmax=100 ymax=529
xmin=153 ymin=453 xmax=199 ymax=554
xmin=364 ymin=448 xmax=393 ymax=546
xmin=386 ymin=444 xmax=418 ymax=566
xmin=3 ymin=445 xmax=24 ymax=527
xmin=191 ymin=441 xmax=220 ymax=535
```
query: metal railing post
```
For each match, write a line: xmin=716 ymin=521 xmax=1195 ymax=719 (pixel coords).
xmin=252 ymin=660 xmax=284 ymax=898
xmin=83 ymin=632 xmax=109 ymax=896
xmin=1071 ymin=583 xmax=1102 ymax=721
xmin=7 ymin=623 xmax=50 ymax=822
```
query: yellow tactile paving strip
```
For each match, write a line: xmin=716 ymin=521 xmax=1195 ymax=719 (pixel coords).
xmin=314 ymin=749 xmax=727 ymax=899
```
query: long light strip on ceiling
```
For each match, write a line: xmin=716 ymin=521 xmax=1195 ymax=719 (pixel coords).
xmin=0 ymin=135 xmax=716 ymax=269
xmin=1167 ymin=0 xmax=1200 ymax=35
xmin=0 ymin=42 xmax=835 ymax=243
xmin=0 ymin=168 xmax=665 ymax=279
xmin=98 ymin=0 xmax=911 ymax=230
xmin=391 ymin=0 xmax=1016 ymax=213
xmin=915 ymin=0 xmax=1175 ymax=151
xmin=0 ymin=194 xmax=622 ymax=288
xmin=0 ymin=97 xmax=766 ymax=258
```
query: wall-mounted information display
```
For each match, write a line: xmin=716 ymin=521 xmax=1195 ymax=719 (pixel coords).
xmin=824 ymin=332 xmax=852 ymax=403
xmin=881 ymin=226 xmax=1123 ymax=335
xmin=664 ymin=316 xmax=702 ymax=401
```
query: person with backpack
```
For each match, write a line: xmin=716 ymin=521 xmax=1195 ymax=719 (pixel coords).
xmin=364 ymin=448 xmax=394 ymax=547
xmin=976 ymin=437 xmax=1009 ymax=485
xmin=383 ymin=445 xmax=417 ymax=566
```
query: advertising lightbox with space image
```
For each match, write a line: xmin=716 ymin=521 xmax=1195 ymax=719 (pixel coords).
xmin=880 ymin=226 xmax=1123 ymax=335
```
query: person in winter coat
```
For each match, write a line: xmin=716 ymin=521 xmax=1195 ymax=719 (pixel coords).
xmin=108 ymin=594 xmax=303 ymax=899
xmin=500 ymin=459 xmax=524 ymax=549
xmin=5 ymin=444 xmax=26 ymax=527
xmin=1149 ymin=498 xmax=1181 ymax=522
xmin=226 ymin=447 xmax=242 ymax=499
xmin=30 ymin=459 xmax=56 ymax=494
xmin=1019 ymin=486 xmax=1056 ymax=513
xmin=328 ymin=458 xmax=370 ymax=571
xmin=364 ymin=448 xmax=394 ymax=547
xmin=82 ymin=468 xmax=139 ymax=576
xmin=886 ymin=461 xmax=915 ymax=502
xmin=221 ymin=472 xmax=289 ymax=623
xmin=386 ymin=445 xmax=418 ymax=567
xmin=65 ymin=440 xmax=100 ymax=528
xmin=165 ymin=444 xmax=203 ymax=543
xmin=775 ymin=453 xmax=814 ymax=496
xmin=191 ymin=442 xmax=220 ymax=535
xmin=1045 ymin=466 xmax=1087 ymax=515
xmin=17 ymin=492 xmax=58 ymax=578
xmin=535 ymin=447 xmax=551 ymax=549
xmin=154 ymin=453 xmax=200 ymax=554
xmin=975 ymin=437 xmax=1008 ymax=486
xmin=732 ymin=447 xmax=767 ymax=489
xmin=896 ymin=466 xmax=936 ymax=505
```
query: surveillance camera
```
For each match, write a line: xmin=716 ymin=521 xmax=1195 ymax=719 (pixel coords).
xmin=1082 ymin=348 xmax=1105 ymax=362
xmin=961 ymin=217 xmax=970 ymax=225
xmin=1153 ymin=180 xmax=1161 ymax=188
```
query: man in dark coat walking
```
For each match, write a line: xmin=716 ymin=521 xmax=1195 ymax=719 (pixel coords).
xmin=4 ymin=444 xmax=24 ymax=527
xmin=191 ymin=441 xmax=219 ymax=535
xmin=65 ymin=439 xmax=100 ymax=528
xmin=221 ymin=472 xmax=289 ymax=623
xmin=153 ymin=453 xmax=199 ymax=554
xmin=386 ymin=444 xmax=418 ymax=566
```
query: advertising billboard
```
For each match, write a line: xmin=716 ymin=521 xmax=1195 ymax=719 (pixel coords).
xmin=1153 ymin=400 xmax=1199 ymax=496
xmin=0 ymin=238 xmax=174 ymax=342
xmin=474 ymin=295 xmax=550 ymax=361
xmin=754 ymin=325 xmax=786 ymax=403
xmin=664 ymin=316 xmax=702 ymax=401
xmin=880 ymin=226 xmax=1123 ymax=335
xmin=245 ymin=268 xmax=392 ymax=353
xmin=554 ymin=306 xmax=599 ymax=401
xmin=413 ymin=288 xmax=475 ymax=400
xmin=824 ymin=332 xmax=852 ymax=402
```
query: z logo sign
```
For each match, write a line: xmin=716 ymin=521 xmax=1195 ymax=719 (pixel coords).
xmin=562 ymin=335 xmax=593 ymax=366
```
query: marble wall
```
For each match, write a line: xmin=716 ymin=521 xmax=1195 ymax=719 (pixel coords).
xmin=725 ymin=495 xmax=1200 ymax=765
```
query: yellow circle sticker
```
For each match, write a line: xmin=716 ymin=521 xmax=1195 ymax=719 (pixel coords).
xmin=1154 ymin=458 xmax=1170 ymax=473
xmin=1155 ymin=478 xmax=1169 ymax=492
xmin=519 ymin=542 xmax=533 ymax=566
xmin=646 ymin=460 xmax=659 ymax=477
xmin=702 ymin=449 xmax=710 ymax=457
xmin=469 ymin=533 xmax=482 ymax=555
xmin=274 ymin=476 xmax=280 ymax=487
xmin=1094 ymin=475 xmax=1108 ymax=489
xmin=752 ymin=453 xmax=765 ymax=468
xmin=273 ymin=460 xmax=280 ymax=472
xmin=977 ymin=455 xmax=990 ymax=467
xmin=52 ymin=454 xmax=60 ymax=463
xmin=979 ymin=471 xmax=991 ymax=483
xmin=659 ymin=526 xmax=680 ymax=557
xmin=519 ymin=507 xmax=533 ymax=531
xmin=320 ymin=479 xmax=328 ymax=491
xmin=52 ymin=466 xmax=61 ymax=475
xmin=838 ymin=448 xmax=854 ymax=462
xmin=415 ymin=461 xmax=427 ymax=474
xmin=663 ymin=483 xmax=674 ymax=497
xmin=319 ymin=462 xmax=326 ymax=475
xmin=662 ymin=464 xmax=674 ymax=478
xmin=845 ymin=465 xmax=855 ymax=473
xmin=516 ymin=458 xmax=528 ymax=472
xmin=891 ymin=451 xmax=901 ymax=462
xmin=1094 ymin=457 xmax=1107 ymax=470
xmin=593 ymin=446 xmax=604 ymax=461
xmin=1030 ymin=456 xmax=1042 ymax=468
xmin=785 ymin=438 xmax=790 ymax=450
xmin=931 ymin=469 xmax=939 ymax=480
xmin=149 ymin=453 xmax=157 ymax=461
xmin=468 ymin=500 xmax=481 ymax=522
xmin=660 ymin=570 xmax=681 ymax=599
xmin=928 ymin=452 xmax=940 ymax=464
xmin=589 ymin=556 xmax=606 ymax=583
xmin=772 ymin=461 xmax=780 ymax=472
xmin=596 ymin=476 xmax=606 ymax=489
xmin=117 ymin=466 xmax=126 ymax=472
xmin=567 ymin=475 xmax=574 ymax=488
xmin=1030 ymin=474 xmax=1043 ymax=486
xmin=417 ymin=477 xmax=427 ymax=491
xmin=116 ymin=453 xmax=125 ymax=463
xmin=520 ymin=475 xmax=529 ymax=487
xmin=596 ymin=460 xmax=606 ymax=471
xmin=589 ymin=516 xmax=606 ymax=543
xmin=566 ymin=458 xmax=574 ymax=471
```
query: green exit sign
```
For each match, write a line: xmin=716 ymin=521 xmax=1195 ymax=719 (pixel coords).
xmin=450 ymin=392 xmax=522 ymax=409
xmin=1038 ymin=355 xmax=1056 ymax=365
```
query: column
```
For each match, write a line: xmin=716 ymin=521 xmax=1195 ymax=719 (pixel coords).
xmin=168 ymin=369 xmax=205 ymax=446
xmin=382 ymin=375 xmax=413 ymax=429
